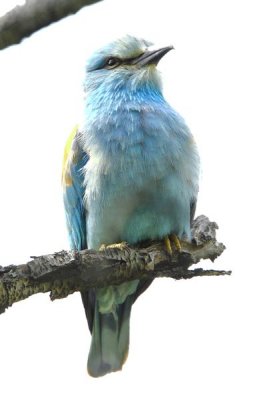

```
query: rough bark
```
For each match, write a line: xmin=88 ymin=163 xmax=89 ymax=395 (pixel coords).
xmin=0 ymin=216 xmax=230 ymax=314
xmin=0 ymin=0 xmax=103 ymax=50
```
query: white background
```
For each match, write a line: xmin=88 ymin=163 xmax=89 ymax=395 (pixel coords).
xmin=0 ymin=0 xmax=262 ymax=399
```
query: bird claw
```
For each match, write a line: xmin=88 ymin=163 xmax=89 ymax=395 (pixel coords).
xmin=99 ymin=241 xmax=129 ymax=251
xmin=171 ymin=233 xmax=182 ymax=252
xmin=164 ymin=234 xmax=182 ymax=255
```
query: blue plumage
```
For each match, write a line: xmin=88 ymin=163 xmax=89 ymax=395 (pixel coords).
xmin=63 ymin=35 xmax=200 ymax=377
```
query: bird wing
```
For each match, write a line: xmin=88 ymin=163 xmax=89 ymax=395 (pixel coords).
xmin=62 ymin=127 xmax=95 ymax=331
xmin=62 ymin=126 xmax=88 ymax=251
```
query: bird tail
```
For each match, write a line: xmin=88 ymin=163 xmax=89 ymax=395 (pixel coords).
xmin=87 ymin=295 xmax=133 ymax=377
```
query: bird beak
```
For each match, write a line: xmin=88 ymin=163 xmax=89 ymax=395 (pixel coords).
xmin=129 ymin=45 xmax=174 ymax=67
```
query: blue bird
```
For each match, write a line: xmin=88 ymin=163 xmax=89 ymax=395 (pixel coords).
xmin=62 ymin=35 xmax=200 ymax=377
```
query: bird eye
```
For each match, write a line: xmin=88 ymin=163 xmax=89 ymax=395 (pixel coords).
xmin=105 ymin=57 xmax=121 ymax=69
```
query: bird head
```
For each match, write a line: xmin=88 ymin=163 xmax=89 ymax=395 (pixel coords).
xmin=84 ymin=35 xmax=173 ymax=96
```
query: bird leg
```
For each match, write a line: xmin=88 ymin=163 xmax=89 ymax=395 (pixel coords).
xmin=100 ymin=236 xmax=182 ymax=256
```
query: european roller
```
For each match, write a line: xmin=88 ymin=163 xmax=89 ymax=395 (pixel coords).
xmin=62 ymin=35 xmax=200 ymax=377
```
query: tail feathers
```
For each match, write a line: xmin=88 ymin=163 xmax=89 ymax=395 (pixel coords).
xmin=87 ymin=296 xmax=133 ymax=377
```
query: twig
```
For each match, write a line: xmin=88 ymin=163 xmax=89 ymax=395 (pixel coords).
xmin=0 ymin=0 xmax=103 ymax=50
xmin=0 ymin=215 xmax=230 ymax=314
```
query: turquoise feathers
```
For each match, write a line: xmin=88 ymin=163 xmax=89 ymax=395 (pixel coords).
xmin=63 ymin=35 xmax=200 ymax=377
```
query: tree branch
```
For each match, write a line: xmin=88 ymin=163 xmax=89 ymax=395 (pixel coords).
xmin=0 ymin=215 xmax=230 ymax=314
xmin=0 ymin=0 xmax=103 ymax=51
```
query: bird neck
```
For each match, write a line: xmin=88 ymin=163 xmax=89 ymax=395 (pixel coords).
xmin=83 ymin=83 xmax=166 ymax=125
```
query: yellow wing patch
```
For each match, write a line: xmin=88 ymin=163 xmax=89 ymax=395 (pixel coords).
xmin=62 ymin=125 xmax=79 ymax=186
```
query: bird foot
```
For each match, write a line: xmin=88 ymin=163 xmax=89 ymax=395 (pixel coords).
xmin=164 ymin=234 xmax=182 ymax=255
xmin=99 ymin=241 xmax=129 ymax=251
